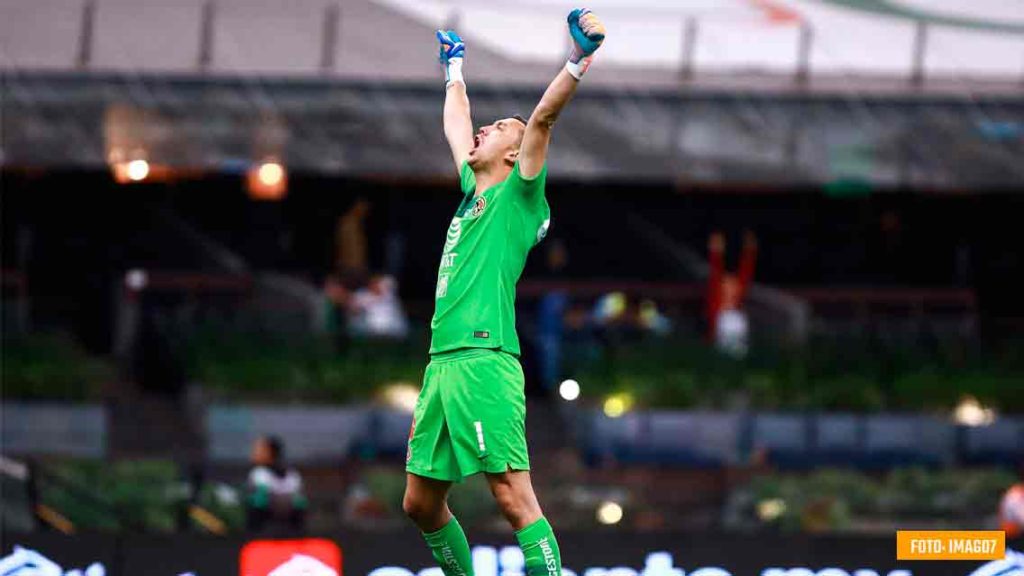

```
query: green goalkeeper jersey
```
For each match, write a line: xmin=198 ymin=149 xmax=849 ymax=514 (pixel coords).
xmin=429 ymin=160 xmax=550 ymax=356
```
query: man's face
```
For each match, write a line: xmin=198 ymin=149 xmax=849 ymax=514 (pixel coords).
xmin=251 ymin=437 xmax=272 ymax=465
xmin=467 ymin=117 xmax=525 ymax=170
xmin=722 ymin=275 xmax=741 ymax=310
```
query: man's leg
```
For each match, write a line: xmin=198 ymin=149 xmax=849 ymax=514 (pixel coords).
xmin=439 ymin=351 xmax=556 ymax=573
xmin=404 ymin=473 xmax=474 ymax=576
xmin=406 ymin=356 xmax=474 ymax=576
xmin=486 ymin=470 xmax=562 ymax=576
xmin=403 ymin=472 xmax=453 ymax=532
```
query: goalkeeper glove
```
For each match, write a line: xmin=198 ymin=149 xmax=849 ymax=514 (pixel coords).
xmin=436 ymin=29 xmax=466 ymax=88
xmin=566 ymin=8 xmax=605 ymax=80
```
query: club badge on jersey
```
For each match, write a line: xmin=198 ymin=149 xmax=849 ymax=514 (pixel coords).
xmin=463 ymin=196 xmax=487 ymax=219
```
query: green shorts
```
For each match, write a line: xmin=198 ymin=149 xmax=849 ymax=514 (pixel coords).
xmin=406 ymin=348 xmax=530 ymax=482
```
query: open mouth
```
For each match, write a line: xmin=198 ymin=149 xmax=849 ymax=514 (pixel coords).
xmin=472 ymin=134 xmax=482 ymax=151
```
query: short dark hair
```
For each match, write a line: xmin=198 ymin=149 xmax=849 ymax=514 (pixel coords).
xmin=264 ymin=435 xmax=283 ymax=461
xmin=511 ymin=114 xmax=528 ymax=127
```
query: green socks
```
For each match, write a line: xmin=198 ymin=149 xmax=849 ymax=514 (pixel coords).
xmin=423 ymin=516 xmax=474 ymax=576
xmin=423 ymin=515 xmax=562 ymax=576
xmin=516 ymin=517 xmax=562 ymax=576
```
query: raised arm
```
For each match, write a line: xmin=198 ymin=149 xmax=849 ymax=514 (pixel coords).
xmin=519 ymin=8 xmax=606 ymax=179
xmin=736 ymin=230 xmax=758 ymax=302
xmin=707 ymin=232 xmax=725 ymax=340
xmin=437 ymin=30 xmax=474 ymax=173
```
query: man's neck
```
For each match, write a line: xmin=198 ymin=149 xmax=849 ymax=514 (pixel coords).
xmin=473 ymin=163 xmax=512 ymax=195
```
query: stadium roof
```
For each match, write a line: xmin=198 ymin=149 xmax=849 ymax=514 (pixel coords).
xmin=2 ymin=0 xmax=1023 ymax=88
xmin=3 ymin=72 xmax=1022 ymax=189
xmin=1 ymin=0 xmax=1021 ymax=188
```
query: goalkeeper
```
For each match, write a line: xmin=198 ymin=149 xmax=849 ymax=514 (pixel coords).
xmin=402 ymin=8 xmax=605 ymax=576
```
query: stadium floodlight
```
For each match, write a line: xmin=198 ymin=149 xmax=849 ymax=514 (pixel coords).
xmin=596 ymin=501 xmax=623 ymax=525
xmin=248 ymin=160 xmax=288 ymax=200
xmin=559 ymin=379 xmax=580 ymax=401
xmin=757 ymin=498 xmax=786 ymax=522
xmin=603 ymin=393 xmax=632 ymax=418
xmin=953 ymin=395 xmax=996 ymax=427
xmin=380 ymin=383 xmax=420 ymax=414
xmin=258 ymin=161 xmax=285 ymax=187
xmin=126 ymin=159 xmax=149 ymax=182
xmin=125 ymin=269 xmax=148 ymax=291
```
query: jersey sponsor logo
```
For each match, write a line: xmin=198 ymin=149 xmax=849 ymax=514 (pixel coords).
xmin=536 ymin=218 xmax=550 ymax=244
xmin=444 ymin=218 xmax=462 ymax=253
xmin=473 ymin=331 xmax=490 ymax=339
xmin=436 ymin=274 xmax=450 ymax=299
xmin=440 ymin=252 xmax=458 ymax=270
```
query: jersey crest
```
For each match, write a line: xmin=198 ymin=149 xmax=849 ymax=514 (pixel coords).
xmin=463 ymin=196 xmax=487 ymax=219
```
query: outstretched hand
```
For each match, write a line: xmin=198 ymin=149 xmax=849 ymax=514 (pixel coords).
xmin=436 ymin=29 xmax=465 ymax=64
xmin=565 ymin=8 xmax=605 ymax=79
xmin=436 ymin=29 xmax=466 ymax=87
xmin=568 ymin=8 xmax=605 ymax=62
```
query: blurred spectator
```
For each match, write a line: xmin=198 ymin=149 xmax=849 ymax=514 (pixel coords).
xmin=638 ymin=299 xmax=671 ymax=336
xmin=593 ymin=291 xmax=628 ymax=327
xmin=1000 ymin=475 xmax=1024 ymax=538
xmin=323 ymin=273 xmax=352 ymax=352
xmin=537 ymin=239 xmax=569 ymax=391
xmin=348 ymin=274 xmax=409 ymax=339
xmin=335 ymin=198 xmax=371 ymax=279
xmin=246 ymin=435 xmax=307 ymax=533
xmin=591 ymin=291 xmax=669 ymax=338
xmin=591 ymin=291 xmax=644 ymax=366
xmin=707 ymin=230 xmax=757 ymax=358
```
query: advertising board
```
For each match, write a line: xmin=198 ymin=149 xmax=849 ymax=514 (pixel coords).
xmin=2 ymin=532 xmax=1019 ymax=576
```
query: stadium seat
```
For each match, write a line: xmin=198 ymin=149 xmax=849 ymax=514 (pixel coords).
xmin=863 ymin=415 xmax=955 ymax=469
xmin=360 ymin=409 xmax=415 ymax=460
xmin=1 ymin=402 xmax=107 ymax=459
xmin=206 ymin=405 xmax=370 ymax=464
xmin=749 ymin=413 xmax=811 ymax=469
xmin=579 ymin=411 xmax=645 ymax=467
xmin=582 ymin=411 xmax=740 ymax=468
xmin=812 ymin=413 xmax=864 ymax=467
xmin=961 ymin=418 xmax=1024 ymax=466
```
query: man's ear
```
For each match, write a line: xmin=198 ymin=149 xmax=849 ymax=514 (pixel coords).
xmin=504 ymin=148 xmax=520 ymax=167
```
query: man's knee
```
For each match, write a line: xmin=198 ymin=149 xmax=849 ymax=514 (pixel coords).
xmin=491 ymin=484 xmax=519 ymax=517
xmin=403 ymin=488 xmax=449 ymax=531
xmin=491 ymin=481 xmax=540 ymax=526
xmin=402 ymin=491 xmax=430 ymax=522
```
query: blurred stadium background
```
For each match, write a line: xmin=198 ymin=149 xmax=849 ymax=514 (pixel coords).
xmin=2 ymin=0 xmax=1023 ymax=574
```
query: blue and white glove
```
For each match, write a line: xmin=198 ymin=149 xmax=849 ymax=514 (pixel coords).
xmin=436 ymin=29 xmax=466 ymax=88
xmin=566 ymin=8 xmax=606 ymax=80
